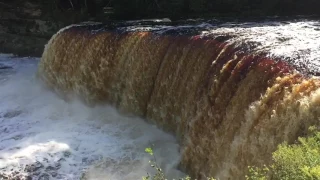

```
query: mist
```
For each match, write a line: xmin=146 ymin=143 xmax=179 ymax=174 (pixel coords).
xmin=0 ymin=54 xmax=184 ymax=180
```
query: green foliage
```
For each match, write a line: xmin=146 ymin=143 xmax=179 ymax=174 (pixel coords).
xmin=145 ymin=126 xmax=320 ymax=180
xmin=110 ymin=0 xmax=320 ymax=19
xmin=112 ymin=0 xmax=184 ymax=19
xmin=143 ymin=147 xmax=166 ymax=180
xmin=246 ymin=166 xmax=269 ymax=180
xmin=145 ymin=147 xmax=154 ymax=156
xmin=246 ymin=126 xmax=320 ymax=180
xmin=143 ymin=147 xmax=216 ymax=180
xmin=39 ymin=0 xmax=320 ymax=20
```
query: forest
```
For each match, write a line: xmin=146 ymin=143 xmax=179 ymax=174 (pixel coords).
xmin=53 ymin=0 xmax=320 ymax=20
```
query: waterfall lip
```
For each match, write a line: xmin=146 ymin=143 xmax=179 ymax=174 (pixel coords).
xmin=125 ymin=18 xmax=172 ymax=23
xmin=37 ymin=15 xmax=320 ymax=179
xmin=200 ymin=20 xmax=320 ymax=76
xmin=60 ymin=17 xmax=320 ymax=76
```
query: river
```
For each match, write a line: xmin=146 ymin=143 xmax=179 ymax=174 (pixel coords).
xmin=0 ymin=54 xmax=184 ymax=180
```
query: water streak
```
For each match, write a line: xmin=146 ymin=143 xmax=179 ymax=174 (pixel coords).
xmin=38 ymin=20 xmax=320 ymax=179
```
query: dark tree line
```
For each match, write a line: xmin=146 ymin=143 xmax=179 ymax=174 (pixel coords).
xmin=54 ymin=0 xmax=320 ymax=20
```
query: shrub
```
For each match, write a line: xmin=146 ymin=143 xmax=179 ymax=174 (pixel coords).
xmin=143 ymin=147 xmax=216 ymax=180
xmin=246 ymin=126 xmax=320 ymax=180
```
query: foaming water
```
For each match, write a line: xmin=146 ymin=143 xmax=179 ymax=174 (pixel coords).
xmin=201 ymin=21 xmax=320 ymax=73
xmin=117 ymin=19 xmax=320 ymax=74
xmin=38 ymin=19 xmax=320 ymax=179
xmin=0 ymin=54 xmax=184 ymax=179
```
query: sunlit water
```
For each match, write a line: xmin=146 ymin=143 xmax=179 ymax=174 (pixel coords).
xmin=2 ymin=18 xmax=320 ymax=180
xmin=120 ymin=19 xmax=320 ymax=74
xmin=0 ymin=54 xmax=184 ymax=180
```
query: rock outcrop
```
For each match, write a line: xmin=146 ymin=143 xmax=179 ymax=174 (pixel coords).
xmin=0 ymin=0 xmax=80 ymax=56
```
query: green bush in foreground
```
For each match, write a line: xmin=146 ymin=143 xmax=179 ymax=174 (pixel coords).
xmin=143 ymin=147 xmax=215 ymax=180
xmin=144 ymin=126 xmax=320 ymax=180
xmin=247 ymin=126 xmax=320 ymax=180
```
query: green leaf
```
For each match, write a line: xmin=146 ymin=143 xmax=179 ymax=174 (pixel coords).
xmin=145 ymin=147 xmax=153 ymax=156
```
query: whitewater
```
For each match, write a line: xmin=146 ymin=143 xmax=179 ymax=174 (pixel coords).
xmin=0 ymin=54 xmax=184 ymax=179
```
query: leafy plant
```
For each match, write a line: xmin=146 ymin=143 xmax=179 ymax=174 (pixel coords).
xmin=246 ymin=126 xmax=320 ymax=180
xmin=143 ymin=146 xmax=166 ymax=180
xmin=143 ymin=146 xmax=216 ymax=180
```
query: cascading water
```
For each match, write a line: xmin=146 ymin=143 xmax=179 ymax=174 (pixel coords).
xmin=3 ymin=18 xmax=320 ymax=179
xmin=0 ymin=54 xmax=184 ymax=179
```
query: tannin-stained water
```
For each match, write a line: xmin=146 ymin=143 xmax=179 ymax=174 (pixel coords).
xmin=38 ymin=18 xmax=320 ymax=179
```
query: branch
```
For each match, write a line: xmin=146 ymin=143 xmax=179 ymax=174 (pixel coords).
xmin=68 ymin=0 xmax=74 ymax=9
xmin=154 ymin=0 xmax=160 ymax=9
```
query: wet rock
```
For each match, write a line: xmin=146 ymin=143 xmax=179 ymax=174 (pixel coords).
xmin=0 ymin=32 xmax=49 ymax=57
xmin=0 ymin=1 xmax=74 ymax=56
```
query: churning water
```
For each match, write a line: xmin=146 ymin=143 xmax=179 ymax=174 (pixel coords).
xmin=0 ymin=54 xmax=184 ymax=179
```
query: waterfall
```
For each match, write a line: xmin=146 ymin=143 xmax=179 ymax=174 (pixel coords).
xmin=38 ymin=21 xmax=320 ymax=179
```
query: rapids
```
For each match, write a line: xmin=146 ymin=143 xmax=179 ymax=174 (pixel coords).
xmin=0 ymin=54 xmax=184 ymax=179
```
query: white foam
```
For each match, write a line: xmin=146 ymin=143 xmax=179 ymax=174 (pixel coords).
xmin=116 ymin=19 xmax=320 ymax=73
xmin=0 ymin=55 xmax=184 ymax=180
xmin=201 ymin=20 xmax=320 ymax=72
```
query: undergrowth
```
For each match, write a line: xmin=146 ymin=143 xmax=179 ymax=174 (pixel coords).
xmin=144 ymin=126 xmax=320 ymax=180
xmin=246 ymin=126 xmax=320 ymax=180
xmin=143 ymin=146 xmax=216 ymax=180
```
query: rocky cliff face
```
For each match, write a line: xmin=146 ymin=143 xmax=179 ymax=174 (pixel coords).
xmin=0 ymin=1 xmax=81 ymax=56
xmin=38 ymin=21 xmax=320 ymax=179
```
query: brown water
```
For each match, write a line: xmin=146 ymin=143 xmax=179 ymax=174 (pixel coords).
xmin=38 ymin=19 xmax=320 ymax=179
